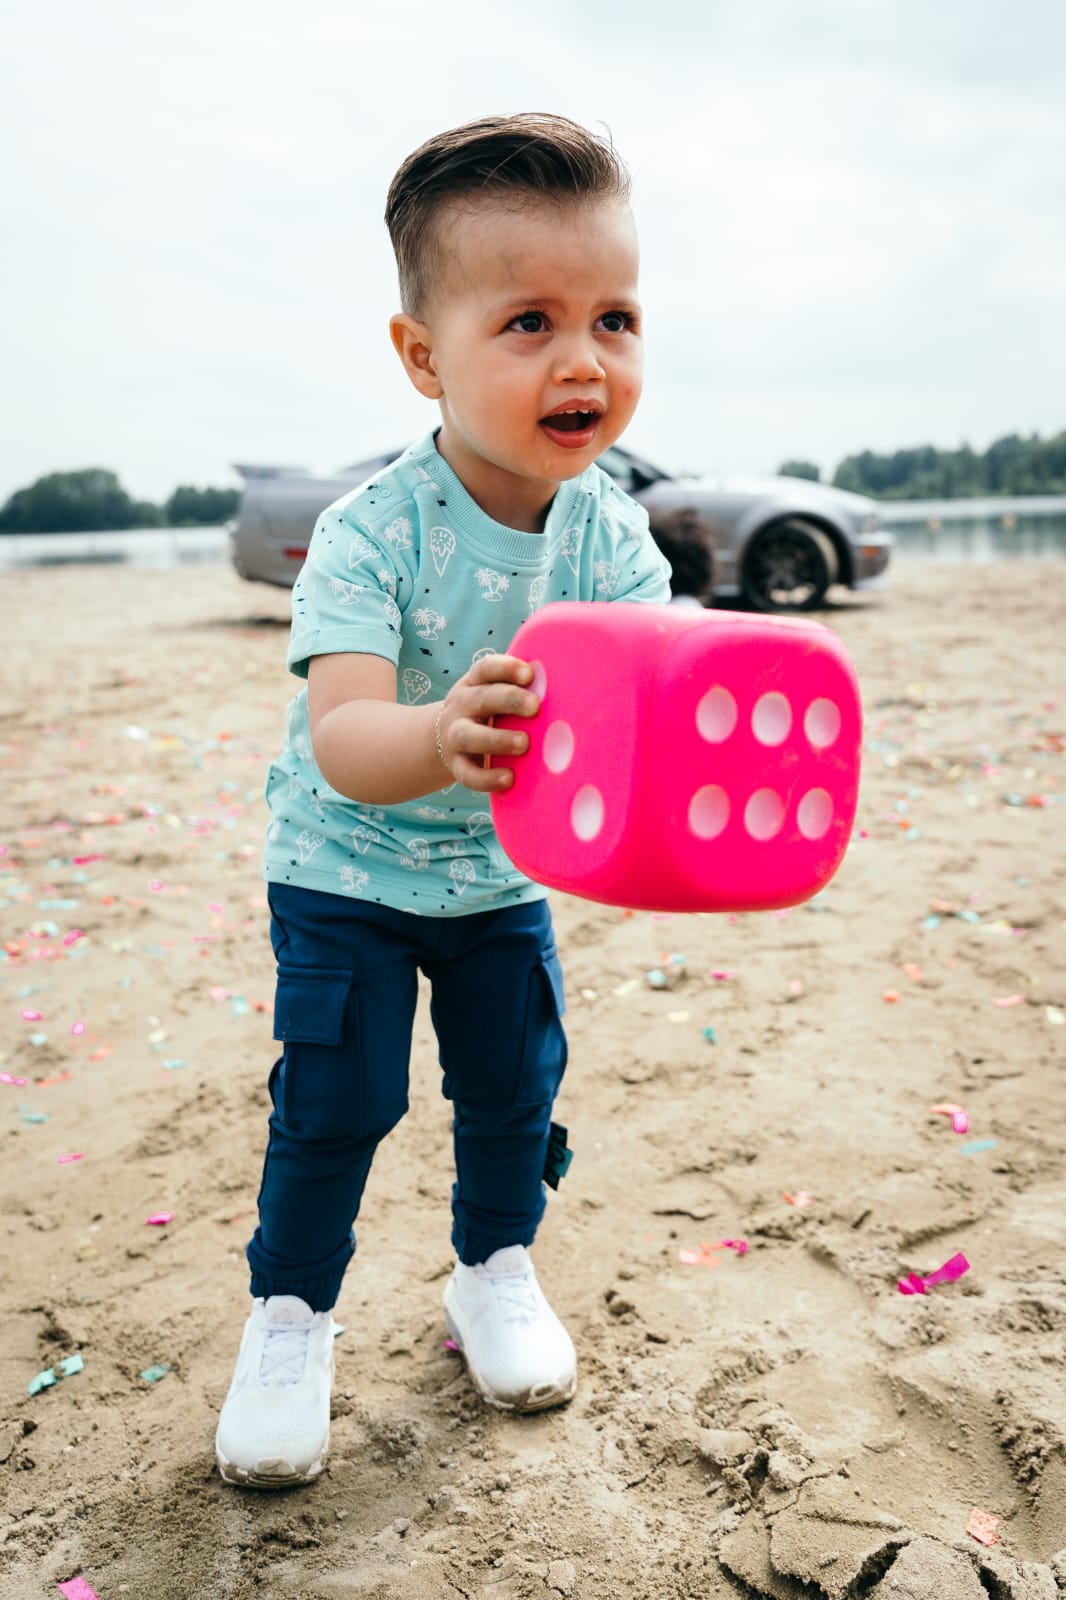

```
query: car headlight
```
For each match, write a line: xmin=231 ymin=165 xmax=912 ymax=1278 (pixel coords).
xmin=860 ymin=511 xmax=881 ymax=534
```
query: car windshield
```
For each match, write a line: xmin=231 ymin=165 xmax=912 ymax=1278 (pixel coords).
xmin=596 ymin=445 xmax=671 ymax=491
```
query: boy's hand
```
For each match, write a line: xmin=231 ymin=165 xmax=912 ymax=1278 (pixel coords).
xmin=436 ymin=655 xmax=540 ymax=792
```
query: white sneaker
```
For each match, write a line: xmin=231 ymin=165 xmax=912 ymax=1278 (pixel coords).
xmin=215 ymin=1295 xmax=335 ymax=1487
xmin=443 ymin=1245 xmax=577 ymax=1413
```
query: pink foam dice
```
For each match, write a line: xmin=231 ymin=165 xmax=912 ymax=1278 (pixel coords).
xmin=489 ymin=601 xmax=862 ymax=912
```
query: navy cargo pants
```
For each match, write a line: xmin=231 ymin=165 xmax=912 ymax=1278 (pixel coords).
xmin=246 ymin=883 xmax=569 ymax=1311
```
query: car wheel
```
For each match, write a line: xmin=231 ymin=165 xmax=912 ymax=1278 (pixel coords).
xmin=741 ymin=520 xmax=838 ymax=613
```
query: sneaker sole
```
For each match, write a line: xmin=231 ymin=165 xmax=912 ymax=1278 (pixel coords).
xmin=215 ymin=1438 xmax=328 ymax=1489
xmin=444 ymin=1311 xmax=576 ymax=1415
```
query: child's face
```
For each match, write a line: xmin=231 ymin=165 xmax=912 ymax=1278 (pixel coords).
xmin=393 ymin=197 xmax=643 ymax=529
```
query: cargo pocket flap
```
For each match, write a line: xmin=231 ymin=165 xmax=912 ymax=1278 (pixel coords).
xmin=539 ymin=951 xmax=567 ymax=1018
xmin=273 ymin=966 xmax=351 ymax=1045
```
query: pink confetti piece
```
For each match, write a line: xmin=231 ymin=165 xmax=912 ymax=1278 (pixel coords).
xmin=72 ymin=853 xmax=105 ymax=865
xmin=783 ymin=1190 xmax=814 ymax=1208
xmin=58 ymin=1579 xmax=101 ymax=1600
xmin=679 ymin=1238 xmax=748 ymax=1266
xmin=149 ymin=880 xmax=165 ymax=892
xmin=993 ymin=994 xmax=1024 ymax=1008
xmin=207 ymin=902 xmax=223 ymax=914
xmin=57 ymin=1153 xmax=84 ymax=1165
xmin=70 ymin=1019 xmax=87 ymax=1037
xmin=710 ymin=968 xmax=736 ymax=981
xmin=678 ymin=1246 xmax=719 ymax=1266
xmin=897 ymin=1250 xmax=970 ymax=1296
xmin=930 ymin=1102 xmax=969 ymax=1135
xmin=20 ymin=1008 xmax=43 ymax=1022
xmin=63 ymin=929 xmax=85 ymax=946
xmin=1 ymin=1072 xmax=29 ymax=1086
xmin=145 ymin=1211 xmax=175 ymax=1226
xmin=966 ymin=1507 xmax=1001 ymax=1546
xmin=442 ymin=1338 xmax=461 ymax=1353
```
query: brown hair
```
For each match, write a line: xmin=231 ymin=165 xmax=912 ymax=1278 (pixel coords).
xmin=647 ymin=506 xmax=717 ymax=604
xmin=385 ymin=112 xmax=631 ymax=319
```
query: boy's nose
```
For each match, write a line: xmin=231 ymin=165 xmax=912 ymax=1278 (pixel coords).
xmin=552 ymin=338 xmax=606 ymax=384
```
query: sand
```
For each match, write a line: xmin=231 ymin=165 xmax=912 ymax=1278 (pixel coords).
xmin=2 ymin=560 xmax=1064 ymax=1600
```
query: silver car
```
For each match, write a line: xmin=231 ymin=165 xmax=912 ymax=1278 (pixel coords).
xmin=230 ymin=442 xmax=891 ymax=613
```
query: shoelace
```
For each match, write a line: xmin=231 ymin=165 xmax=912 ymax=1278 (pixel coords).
xmin=485 ymin=1268 xmax=540 ymax=1326
xmin=259 ymin=1321 xmax=312 ymax=1386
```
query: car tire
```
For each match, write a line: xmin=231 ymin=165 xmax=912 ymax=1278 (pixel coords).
xmin=741 ymin=520 xmax=838 ymax=613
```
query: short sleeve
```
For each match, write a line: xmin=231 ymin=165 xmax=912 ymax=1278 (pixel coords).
xmin=286 ymin=502 xmax=406 ymax=679
xmin=605 ymin=496 xmax=673 ymax=605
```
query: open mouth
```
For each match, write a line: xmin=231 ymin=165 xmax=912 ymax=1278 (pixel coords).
xmin=539 ymin=406 xmax=603 ymax=448
xmin=543 ymin=409 xmax=598 ymax=432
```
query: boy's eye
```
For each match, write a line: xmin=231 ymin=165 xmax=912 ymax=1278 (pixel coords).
xmin=510 ymin=311 xmax=548 ymax=334
xmin=598 ymin=310 xmax=635 ymax=333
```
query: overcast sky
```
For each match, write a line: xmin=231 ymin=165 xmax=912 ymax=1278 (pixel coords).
xmin=3 ymin=0 xmax=1064 ymax=503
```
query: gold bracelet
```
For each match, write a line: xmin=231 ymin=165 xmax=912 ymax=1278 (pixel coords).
xmin=434 ymin=702 xmax=454 ymax=777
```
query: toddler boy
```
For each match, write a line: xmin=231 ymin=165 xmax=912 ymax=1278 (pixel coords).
xmin=215 ymin=112 xmax=671 ymax=1488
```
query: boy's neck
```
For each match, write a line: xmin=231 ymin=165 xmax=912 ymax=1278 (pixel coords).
xmin=434 ymin=428 xmax=559 ymax=534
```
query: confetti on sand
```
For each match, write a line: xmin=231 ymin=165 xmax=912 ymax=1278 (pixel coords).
xmin=679 ymin=1238 xmax=748 ymax=1265
xmin=930 ymin=1101 xmax=969 ymax=1135
xmin=965 ymin=1507 xmax=1001 ymax=1546
xmin=58 ymin=1578 xmax=101 ymax=1599
xmin=898 ymin=1251 xmax=970 ymax=1296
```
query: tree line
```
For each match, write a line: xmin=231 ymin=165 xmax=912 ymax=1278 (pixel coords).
xmin=0 ymin=469 xmax=238 ymax=533
xmin=3 ymin=428 xmax=1065 ymax=532
xmin=779 ymin=428 xmax=1066 ymax=500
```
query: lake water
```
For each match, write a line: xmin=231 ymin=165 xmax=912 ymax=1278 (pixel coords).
xmin=1 ymin=497 xmax=1065 ymax=572
xmin=878 ymin=495 xmax=1066 ymax=562
xmin=0 ymin=525 xmax=231 ymax=571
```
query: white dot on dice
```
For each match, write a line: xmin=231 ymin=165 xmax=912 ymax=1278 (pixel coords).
xmin=543 ymin=720 xmax=575 ymax=774
xmin=688 ymin=785 xmax=730 ymax=840
xmin=797 ymin=788 xmax=833 ymax=839
xmin=744 ymin=788 xmax=785 ymax=840
xmin=804 ymin=697 xmax=841 ymax=748
xmin=752 ymin=692 xmax=792 ymax=746
xmin=696 ymin=686 xmax=738 ymax=743
xmin=571 ymin=784 xmax=605 ymax=841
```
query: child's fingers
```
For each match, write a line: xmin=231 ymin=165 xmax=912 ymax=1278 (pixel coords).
xmin=450 ymin=718 xmax=529 ymax=761
xmin=466 ymin=653 xmax=535 ymax=689
xmin=459 ymin=679 xmax=540 ymax=721
xmin=449 ymin=751 xmax=515 ymax=792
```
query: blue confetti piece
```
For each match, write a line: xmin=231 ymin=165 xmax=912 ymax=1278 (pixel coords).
xmin=702 ymin=1026 xmax=719 ymax=1045
xmin=27 ymin=1367 xmax=57 ymax=1396
xmin=58 ymin=1354 xmax=83 ymax=1377
xmin=921 ymin=914 xmax=941 ymax=931
xmin=162 ymin=1059 xmax=186 ymax=1071
xmin=960 ymin=1138 xmax=999 ymax=1155
xmin=139 ymin=1362 xmax=172 ymax=1384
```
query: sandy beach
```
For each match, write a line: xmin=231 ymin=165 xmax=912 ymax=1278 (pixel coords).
xmin=2 ymin=559 xmax=1065 ymax=1600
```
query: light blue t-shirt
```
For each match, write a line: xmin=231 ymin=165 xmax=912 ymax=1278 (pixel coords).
xmin=262 ymin=430 xmax=671 ymax=915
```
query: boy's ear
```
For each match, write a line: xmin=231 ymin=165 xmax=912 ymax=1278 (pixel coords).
xmin=389 ymin=313 xmax=443 ymax=400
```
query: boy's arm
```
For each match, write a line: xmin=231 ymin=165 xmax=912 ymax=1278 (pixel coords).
xmin=307 ymin=651 xmax=540 ymax=805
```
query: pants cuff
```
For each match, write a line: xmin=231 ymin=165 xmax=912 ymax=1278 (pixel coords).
xmin=246 ymin=1230 xmax=354 ymax=1313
